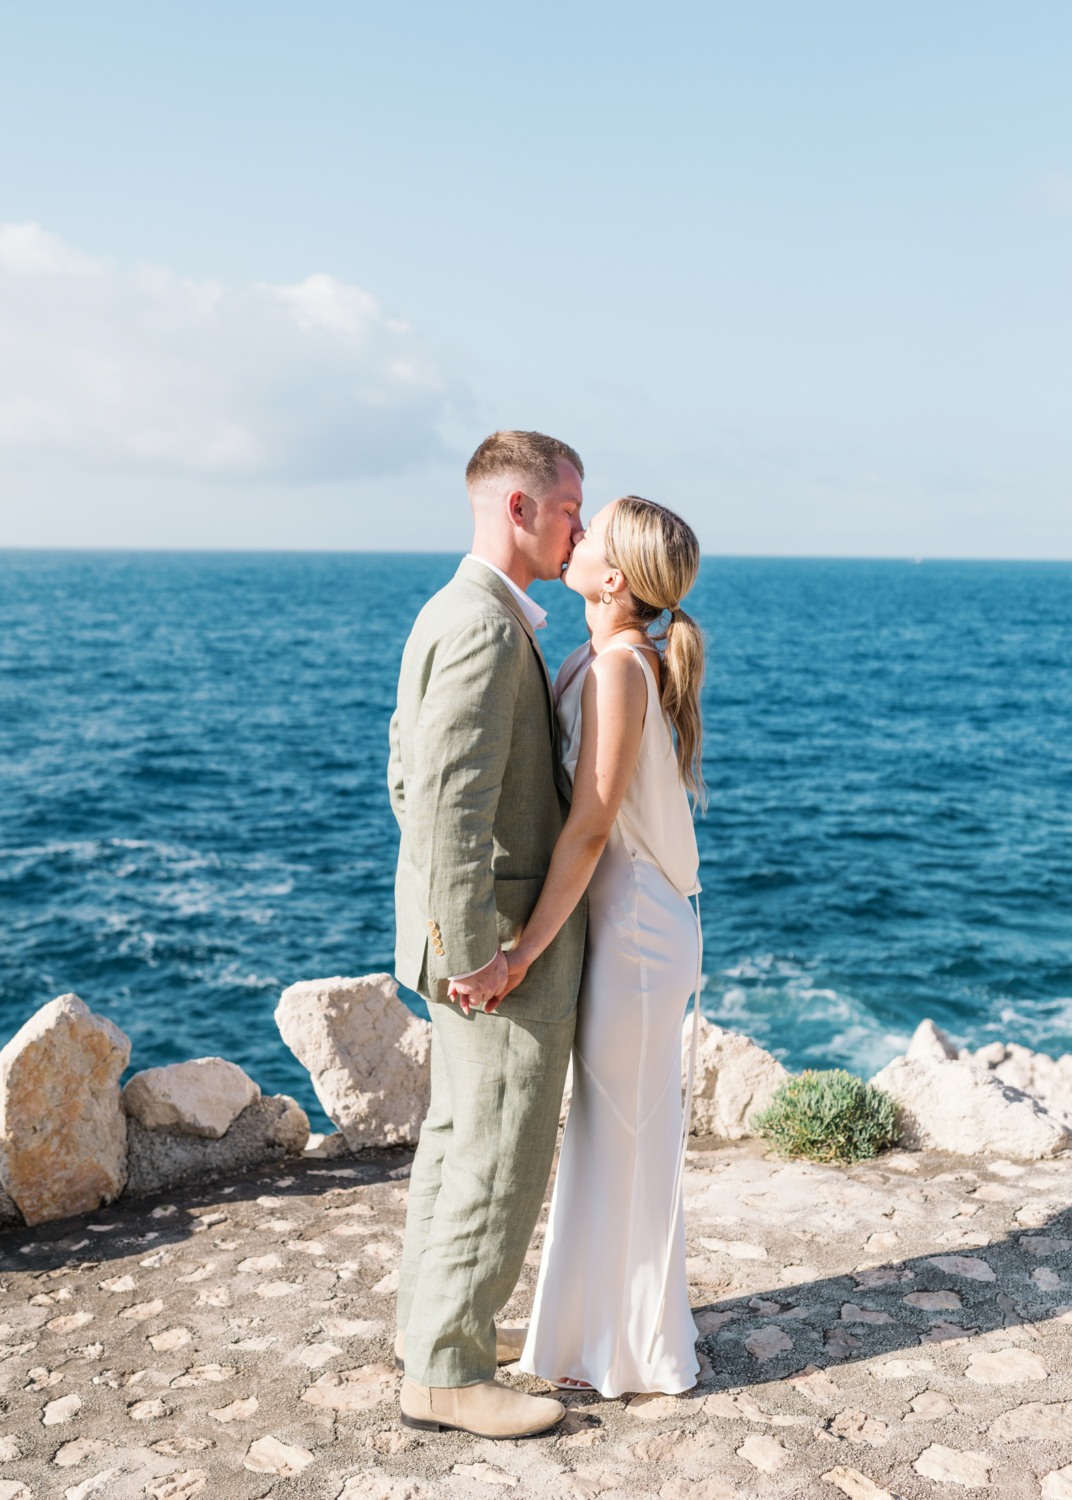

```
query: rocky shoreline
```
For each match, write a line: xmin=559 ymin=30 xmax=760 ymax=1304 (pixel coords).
xmin=3 ymin=979 xmax=1072 ymax=1496
xmin=4 ymin=977 xmax=1072 ymax=1234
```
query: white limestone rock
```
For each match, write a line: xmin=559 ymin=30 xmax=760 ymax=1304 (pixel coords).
xmin=341 ymin=1476 xmax=434 ymax=1500
xmin=869 ymin=1055 xmax=1067 ymax=1159
xmin=124 ymin=1093 xmax=309 ymax=1198
xmin=898 ymin=1024 xmax=1072 ymax=1134
xmin=821 ymin=1468 xmax=898 ymax=1500
xmin=243 ymin=1435 xmax=315 ymax=1476
xmin=744 ymin=1326 xmax=793 ymax=1360
xmin=275 ymin=974 xmax=431 ymax=1150
xmin=990 ymin=1402 xmax=1072 ymax=1441
xmin=42 ymin=1392 xmax=82 ymax=1424
xmin=737 ymin=1434 xmax=789 ymax=1473
xmin=966 ymin=1348 xmax=1049 ymax=1384
xmin=973 ymin=1041 xmax=1007 ymax=1068
xmin=905 ymin=1018 xmax=959 ymax=1062
xmin=1043 ymin=1465 xmax=1072 ymax=1500
xmin=974 ymin=1042 xmax=1072 ymax=1129
xmin=683 ymin=1014 xmax=788 ymax=1138
xmin=0 ymin=993 xmax=129 ymax=1226
xmin=122 ymin=1057 xmax=260 ymax=1138
xmin=303 ymin=1130 xmax=352 ymax=1159
xmin=913 ymin=1444 xmax=992 ymax=1487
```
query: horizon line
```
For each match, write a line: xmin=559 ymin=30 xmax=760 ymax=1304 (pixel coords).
xmin=1 ymin=546 xmax=1071 ymax=565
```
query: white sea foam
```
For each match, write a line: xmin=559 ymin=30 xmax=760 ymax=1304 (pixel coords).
xmin=702 ymin=955 xmax=914 ymax=1079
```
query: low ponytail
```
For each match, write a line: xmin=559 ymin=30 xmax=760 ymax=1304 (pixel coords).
xmin=604 ymin=497 xmax=707 ymax=808
xmin=661 ymin=606 xmax=706 ymax=807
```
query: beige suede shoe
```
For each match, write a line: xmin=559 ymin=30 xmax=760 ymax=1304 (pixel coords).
xmin=400 ymin=1377 xmax=564 ymax=1438
xmin=393 ymin=1325 xmax=528 ymax=1372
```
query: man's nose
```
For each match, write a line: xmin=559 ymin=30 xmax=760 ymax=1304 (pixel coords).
xmin=571 ymin=513 xmax=584 ymax=538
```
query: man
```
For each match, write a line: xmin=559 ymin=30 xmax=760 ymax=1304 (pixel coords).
xmin=388 ymin=430 xmax=587 ymax=1438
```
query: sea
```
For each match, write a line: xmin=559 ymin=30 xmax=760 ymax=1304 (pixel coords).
xmin=3 ymin=551 xmax=1072 ymax=1133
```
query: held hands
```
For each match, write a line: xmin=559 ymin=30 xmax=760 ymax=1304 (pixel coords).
xmin=447 ymin=948 xmax=509 ymax=1016
xmin=446 ymin=944 xmax=534 ymax=1014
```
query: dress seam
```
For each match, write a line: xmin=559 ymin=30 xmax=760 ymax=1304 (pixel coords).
xmin=611 ymin=845 xmax=644 ymax=1393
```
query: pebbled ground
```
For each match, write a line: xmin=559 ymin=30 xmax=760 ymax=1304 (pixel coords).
xmin=2 ymin=1136 xmax=1072 ymax=1499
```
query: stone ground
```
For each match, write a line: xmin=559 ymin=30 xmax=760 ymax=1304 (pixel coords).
xmin=2 ymin=1137 xmax=1072 ymax=1500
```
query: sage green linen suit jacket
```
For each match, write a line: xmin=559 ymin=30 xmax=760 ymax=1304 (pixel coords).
xmin=388 ymin=557 xmax=587 ymax=1386
xmin=388 ymin=557 xmax=585 ymax=1021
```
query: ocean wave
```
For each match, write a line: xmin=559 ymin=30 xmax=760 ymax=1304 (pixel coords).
xmin=704 ymin=954 xmax=919 ymax=1078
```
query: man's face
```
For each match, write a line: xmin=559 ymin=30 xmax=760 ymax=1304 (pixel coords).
xmin=528 ymin=461 xmax=584 ymax=582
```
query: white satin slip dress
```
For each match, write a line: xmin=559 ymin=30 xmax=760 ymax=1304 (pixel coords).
xmin=519 ymin=640 xmax=702 ymax=1397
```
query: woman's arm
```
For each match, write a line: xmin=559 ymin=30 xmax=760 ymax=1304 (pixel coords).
xmin=495 ymin=649 xmax=648 ymax=999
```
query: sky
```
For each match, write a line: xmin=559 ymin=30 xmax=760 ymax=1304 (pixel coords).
xmin=0 ymin=1 xmax=1069 ymax=556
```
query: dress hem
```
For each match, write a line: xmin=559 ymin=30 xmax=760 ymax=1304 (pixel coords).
xmin=516 ymin=1358 xmax=700 ymax=1402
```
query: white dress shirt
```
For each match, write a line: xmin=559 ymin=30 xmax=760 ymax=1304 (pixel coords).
xmin=449 ymin=555 xmax=548 ymax=986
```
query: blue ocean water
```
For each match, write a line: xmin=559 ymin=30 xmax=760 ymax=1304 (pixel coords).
xmin=2 ymin=551 xmax=1072 ymax=1133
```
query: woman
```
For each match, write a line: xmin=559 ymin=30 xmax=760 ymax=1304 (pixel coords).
xmin=503 ymin=494 xmax=705 ymax=1398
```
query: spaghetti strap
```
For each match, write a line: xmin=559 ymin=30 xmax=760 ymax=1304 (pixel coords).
xmin=555 ymin=641 xmax=657 ymax=708
xmin=595 ymin=642 xmax=661 ymax=695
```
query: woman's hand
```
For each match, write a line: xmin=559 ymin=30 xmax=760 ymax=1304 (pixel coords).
xmin=494 ymin=947 xmax=532 ymax=1004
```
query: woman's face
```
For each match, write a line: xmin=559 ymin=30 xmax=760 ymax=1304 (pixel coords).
xmin=563 ymin=502 xmax=617 ymax=600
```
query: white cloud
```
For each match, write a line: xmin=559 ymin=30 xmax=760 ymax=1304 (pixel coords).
xmin=0 ymin=223 xmax=468 ymax=480
xmin=0 ymin=221 xmax=105 ymax=277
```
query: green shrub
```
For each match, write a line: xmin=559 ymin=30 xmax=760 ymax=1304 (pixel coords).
xmin=750 ymin=1069 xmax=898 ymax=1164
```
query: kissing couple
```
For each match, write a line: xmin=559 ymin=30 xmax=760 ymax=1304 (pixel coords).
xmin=389 ymin=430 xmax=705 ymax=1438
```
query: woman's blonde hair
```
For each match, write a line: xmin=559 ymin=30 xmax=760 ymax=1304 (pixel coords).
xmin=604 ymin=495 xmax=706 ymax=806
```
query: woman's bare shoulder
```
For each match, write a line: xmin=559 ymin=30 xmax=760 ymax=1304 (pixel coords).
xmin=585 ymin=646 xmax=650 ymax=702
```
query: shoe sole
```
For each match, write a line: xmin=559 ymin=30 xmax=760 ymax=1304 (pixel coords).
xmin=400 ymin=1411 xmax=562 ymax=1439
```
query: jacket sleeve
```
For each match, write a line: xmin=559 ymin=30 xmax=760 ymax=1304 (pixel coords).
xmin=387 ymin=708 xmax=404 ymax=828
xmin=407 ymin=616 xmax=521 ymax=982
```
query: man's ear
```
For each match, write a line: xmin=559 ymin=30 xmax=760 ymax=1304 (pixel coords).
xmin=506 ymin=489 xmax=527 ymax=528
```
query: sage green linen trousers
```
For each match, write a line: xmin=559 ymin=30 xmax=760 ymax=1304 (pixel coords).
xmin=396 ymin=997 xmax=575 ymax=1389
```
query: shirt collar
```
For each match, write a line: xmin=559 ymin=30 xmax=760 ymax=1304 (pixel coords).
xmin=466 ymin=554 xmax=547 ymax=630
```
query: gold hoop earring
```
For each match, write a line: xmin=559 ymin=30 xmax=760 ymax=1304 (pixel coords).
xmin=600 ymin=589 xmax=613 ymax=605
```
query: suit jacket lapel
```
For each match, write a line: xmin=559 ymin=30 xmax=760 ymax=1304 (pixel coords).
xmin=456 ymin=558 xmax=555 ymax=734
xmin=455 ymin=560 xmax=574 ymax=803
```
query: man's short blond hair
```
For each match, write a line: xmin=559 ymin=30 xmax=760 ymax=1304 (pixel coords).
xmin=465 ymin=430 xmax=584 ymax=493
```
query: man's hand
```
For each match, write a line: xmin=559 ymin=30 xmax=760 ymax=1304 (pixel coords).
xmin=448 ymin=948 xmax=509 ymax=1016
